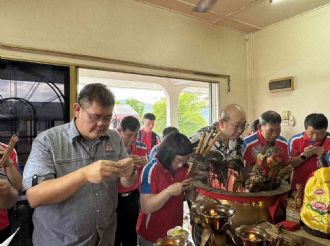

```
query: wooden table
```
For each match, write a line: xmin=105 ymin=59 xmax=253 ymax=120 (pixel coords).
xmin=290 ymin=229 xmax=329 ymax=246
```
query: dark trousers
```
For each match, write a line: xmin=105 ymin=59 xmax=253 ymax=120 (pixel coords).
xmin=115 ymin=189 xmax=140 ymax=246
xmin=0 ymin=225 xmax=11 ymax=243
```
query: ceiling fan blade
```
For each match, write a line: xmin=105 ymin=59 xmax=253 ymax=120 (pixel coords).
xmin=193 ymin=0 xmax=217 ymax=13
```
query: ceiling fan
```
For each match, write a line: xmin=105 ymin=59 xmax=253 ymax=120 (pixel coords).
xmin=193 ymin=0 xmax=217 ymax=12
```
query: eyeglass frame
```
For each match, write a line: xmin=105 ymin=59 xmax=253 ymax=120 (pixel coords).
xmin=228 ymin=122 xmax=249 ymax=132
xmin=80 ymin=105 xmax=115 ymax=124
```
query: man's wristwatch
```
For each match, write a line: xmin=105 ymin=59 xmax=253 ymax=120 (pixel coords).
xmin=300 ymin=153 xmax=307 ymax=160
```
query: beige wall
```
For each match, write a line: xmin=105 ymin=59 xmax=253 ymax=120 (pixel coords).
xmin=0 ymin=0 xmax=247 ymax=113
xmin=247 ymin=4 xmax=330 ymax=139
xmin=4 ymin=0 xmax=328 ymax=136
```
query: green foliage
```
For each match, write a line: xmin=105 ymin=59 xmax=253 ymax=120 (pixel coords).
xmin=178 ymin=93 xmax=208 ymax=136
xmin=152 ymin=98 xmax=167 ymax=135
xmin=152 ymin=93 xmax=208 ymax=137
xmin=125 ymin=98 xmax=144 ymax=117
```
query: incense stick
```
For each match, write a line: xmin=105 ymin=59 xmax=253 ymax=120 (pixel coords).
xmin=0 ymin=135 xmax=18 ymax=167
xmin=204 ymin=131 xmax=221 ymax=155
xmin=195 ymin=132 xmax=206 ymax=154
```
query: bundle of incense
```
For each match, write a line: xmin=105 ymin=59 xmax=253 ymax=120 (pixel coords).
xmin=204 ymin=131 xmax=221 ymax=155
xmin=200 ymin=128 xmax=215 ymax=154
xmin=0 ymin=135 xmax=18 ymax=167
xmin=195 ymin=132 xmax=206 ymax=154
xmin=187 ymin=161 xmax=194 ymax=175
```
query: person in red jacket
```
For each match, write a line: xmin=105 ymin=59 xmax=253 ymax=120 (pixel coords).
xmin=0 ymin=143 xmax=22 ymax=242
xmin=289 ymin=113 xmax=330 ymax=190
xmin=137 ymin=113 xmax=161 ymax=155
xmin=115 ymin=116 xmax=148 ymax=246
xmin=137 ymin=132 xmax=193 ymax=246
xmin=243 ymin=111 xmax=289 ymax=167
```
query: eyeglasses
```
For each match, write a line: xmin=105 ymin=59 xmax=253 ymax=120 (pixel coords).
xmin=229 ymin=123 xmax=249 ymax=131
xmin=81 ymin=107 xmax=112 ymax=124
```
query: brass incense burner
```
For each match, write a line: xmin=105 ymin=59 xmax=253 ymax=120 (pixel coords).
xmin=155 ymin=227 xmax=190 ymax=246
xmin=198 ymin=203 xmax=235 ymax=232
xmin=194 ymin=180 xmax=291 ymax=228
xmin=154 ymin=236 xmax=186 ymax=246
xmin=190 ymin=197 xmax=219 ymax=224
xmin=191 ymin=198 xmax=236 ymax=246
xmin=234 ymin=225 xmax=270 ymax=246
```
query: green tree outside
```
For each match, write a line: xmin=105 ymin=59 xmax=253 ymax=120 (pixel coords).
xmin=152 ymin=98 xmax=167 ymax=135
xmin=177 ymin=93 xmax=208 ymax=136
xmin=152 ymin=93 xmax=208 ymax=137
xmin=125 ymin=98 xmax=144 ymax=117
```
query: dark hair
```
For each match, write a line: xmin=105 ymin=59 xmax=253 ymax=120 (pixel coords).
xmin=162 ymin=126 xmax=179 ymax=139
xmin=143 ymin=113 xmax=156 ymax=121
xmin=120 ymin=116 xmax=140 ymax=132
xmin=304 ymin=113 xmax=328 ymax=130
xmin=251 ymin=119 xmax=260 ymax=133
xmin=156 ymin=132 xmax=193 ymax=170
xmin=259 ymin=111 xmax=281 ymax=125
xmin=78 ymin=83 xmax=115 ymax=107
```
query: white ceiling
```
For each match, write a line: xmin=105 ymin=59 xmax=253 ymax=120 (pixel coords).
xmin=135 ymin=0 xmax=330 ymax=33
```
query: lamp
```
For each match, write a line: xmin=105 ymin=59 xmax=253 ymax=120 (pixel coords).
xmin=193 ymin=0 xmax=216 ymax=13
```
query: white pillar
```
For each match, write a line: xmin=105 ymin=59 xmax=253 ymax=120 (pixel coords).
xmin=158 ymin=79 xmax=183 ymax=128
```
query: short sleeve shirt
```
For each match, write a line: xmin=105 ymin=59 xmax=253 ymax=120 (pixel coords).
xmin=0 ymin=143 xmax=18 ymax=230
xmin=136 ymin=158 xmax=188 ymax=242
xmin=22 ymin=120 xmax=128 ymax=246
xmin=288 ymin=132 xmax=330 ymax=189
xmin=243 ymin=131 xmax=289 ymax=166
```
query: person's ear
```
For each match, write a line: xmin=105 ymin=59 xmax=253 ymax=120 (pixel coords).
xmin=257 ymin=124 xmax=261 ymax=130
xmin=73 ymin=103 xmax=81 ymax=118
xmin=219 ymin=119 xmax=225 ymax=129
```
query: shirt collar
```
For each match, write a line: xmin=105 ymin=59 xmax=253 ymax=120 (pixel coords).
xmin=303 ymin=132 xmax=309 ymax=140
xmin=69 ymin=119 xmax=80 ymax=143
xmin=142 ymin=128 xmax=152 ymax=136
xmin=257 ymin=130 xmax=269 ymax=145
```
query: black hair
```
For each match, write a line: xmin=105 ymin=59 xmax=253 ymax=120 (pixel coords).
xmin=259 ymin=111 xmax=281 ymax=125
xmin=78 ymin=83 xmax=115 ymax=107
xmin=156 ymin=132 xmax=193 ymax=170
xmin=120 ymin=116 xmax=140 ymax=132
xmin=162 ymin=126 xmax=179 ymax=139
xmin=304 ymin=113 xmax=328 ymax=130
xmin=251 ymin=119 xmax=260 ymax=133
xmin=143 ymin=113 xmax=156 ymax=121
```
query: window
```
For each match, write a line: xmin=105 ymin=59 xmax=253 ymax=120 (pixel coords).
xmin=0 ymin=59 xmax=70 ymax=165
xmin=79 ymin=69 xmax=219 ymax=136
